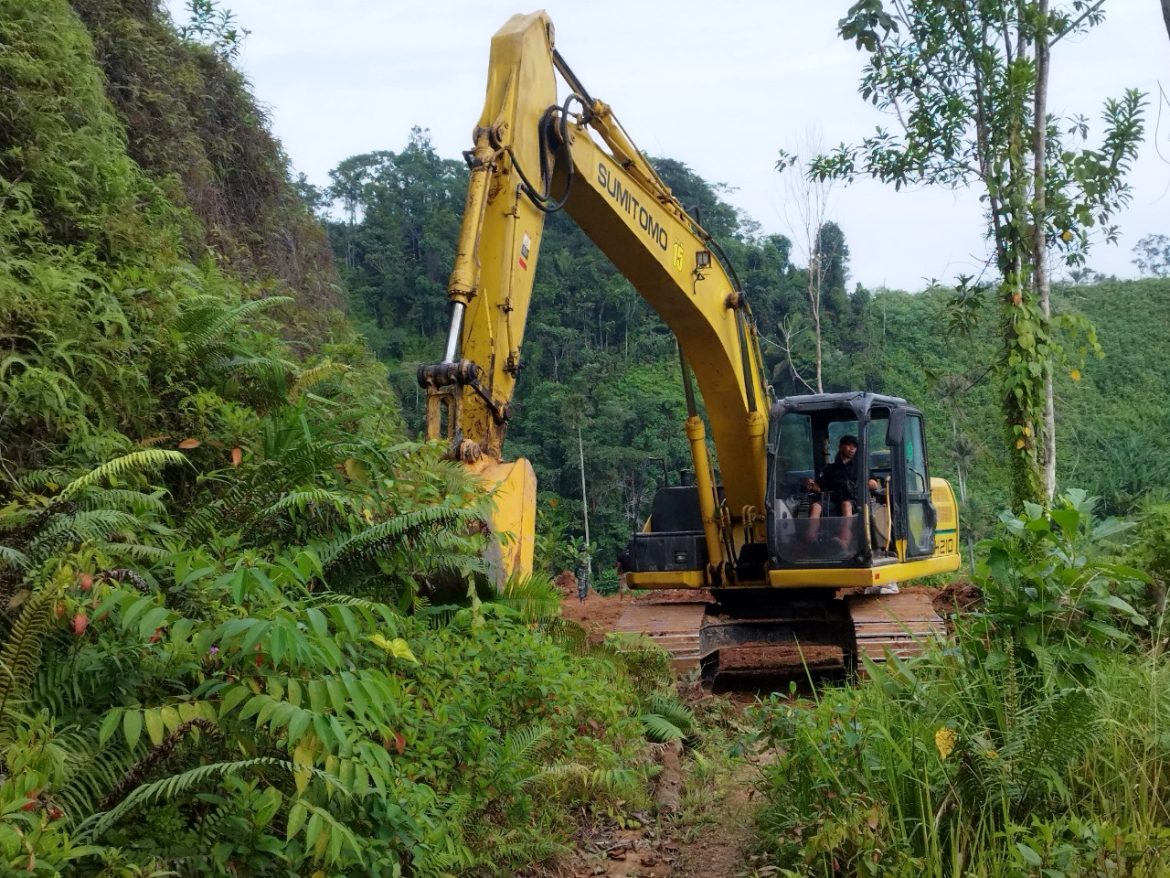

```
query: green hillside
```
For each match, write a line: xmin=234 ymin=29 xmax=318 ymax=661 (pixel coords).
xmin=0 ymin=3 xmax=677 ymax=873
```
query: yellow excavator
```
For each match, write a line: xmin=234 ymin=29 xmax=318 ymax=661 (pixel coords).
xmin=417 ymin=11 xmax=961 ymax=683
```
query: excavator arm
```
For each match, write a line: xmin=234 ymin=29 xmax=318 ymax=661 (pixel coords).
xmin=419 ymin=11 xmax=770 ymax=585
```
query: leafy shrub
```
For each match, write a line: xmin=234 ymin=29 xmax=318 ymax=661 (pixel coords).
xmin=749 ymin=492 xmax=1170 ymax=877
xmin=968 ymin=488 xmax=1150 ymax=685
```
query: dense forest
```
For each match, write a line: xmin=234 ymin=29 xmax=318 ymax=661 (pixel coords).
xmin=314 ymin=128 xmax=1170 ymax=581
xmin=1 ymin=1 xmax=1167 ymax=876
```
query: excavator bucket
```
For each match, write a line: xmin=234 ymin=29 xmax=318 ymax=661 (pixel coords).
xmin=472 ymin=457 xmax=537 ymax=587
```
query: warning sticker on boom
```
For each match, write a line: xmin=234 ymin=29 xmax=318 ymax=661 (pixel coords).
xmin=518 ymin=232 xmax=531 ymax=270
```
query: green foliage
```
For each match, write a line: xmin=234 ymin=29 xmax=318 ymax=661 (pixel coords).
xmin=0 ymin=3 xmax=674 ymax=874
xmin=325 ymin=120 xmax=1170 ymax=570
xmin=174 ymin=0 xmax=250 ymax=60
xmin=748 ymin=494 xmax=1170 ymax=876
xmin=70 ymin=0 xmax=344 ymax=334
xmin=970 ymin=489 xmax=1150 ymax=684
xmin=1133 ymin=233 xmax=1170 ymax=277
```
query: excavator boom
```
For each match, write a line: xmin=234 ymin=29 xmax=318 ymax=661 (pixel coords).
xmin=419 ymin=11 xmax=769 ymax=585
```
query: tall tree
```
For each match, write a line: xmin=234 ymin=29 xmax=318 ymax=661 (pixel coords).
xmin=776 ymin=133 xmax=841 ymax=393
xmin=815 ymin=0 xmax=1144 ymax=505
xmin=814 ymin=220 xmax=851 ymax=319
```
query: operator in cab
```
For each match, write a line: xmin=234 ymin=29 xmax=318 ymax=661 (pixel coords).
xmin=803 ymin=435 xmax=880 ymax=544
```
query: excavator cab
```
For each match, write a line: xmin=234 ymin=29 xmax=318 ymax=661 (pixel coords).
xmin=621 ymin=392 xmax=959 ymax=593
xmin=766 ymin=392 xmax=942 ymax=576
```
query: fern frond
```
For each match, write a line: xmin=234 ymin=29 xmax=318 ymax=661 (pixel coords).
xmin=533 ymin=763 xmax=641 ymax=799
xmin=1003 ymin=687 xmax=1099 ymax=810
xmin=647 ymin=692 xmax=695 ymax=736
xmin=322 ymin=504 xmax=479 ymax=571
xmin=289 ymin=359 xmax=349 ymax=403
xmin=640 ymin=713 xmax=687 ymax=743
xmin=59 ymin=450 xmax=187 ymax=499
xmin=490 ymin=571 xmax=562 ymax=622
xmin=0 ymin=544 xmax=30 ymax=570
xmin=13 ymin=467 xmax=67 ymax=492
xmin=0 ymin=505 xmax=41 ymax=533
xmin=499 ymin=724 xmax=552 ymax=773
xmin=0 ymin=582 xmax=60 ymax=740
xmin=54 ymin=730 xmax=148 ymax=822
xmin=75 ymin=488 xmax=168 ymax=517
xmin=175 ymin=296 xmax=294 ymax=353
xmin=98 ymin=541 xmax=171 ymax=563
xmin=76 ymin=756 xmax=344 ymax=841
xmin=262 ymin=489 xmax=354 ymax=520
xmin=29 ymin=510 xmax=145 ymax=553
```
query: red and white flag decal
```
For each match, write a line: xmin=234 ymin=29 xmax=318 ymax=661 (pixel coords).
xmin=518 ymin=232 xmax=531 ymax=270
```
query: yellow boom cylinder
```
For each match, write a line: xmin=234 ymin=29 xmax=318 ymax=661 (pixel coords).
xmin=686 ymin=415 xmax=724 ymax=575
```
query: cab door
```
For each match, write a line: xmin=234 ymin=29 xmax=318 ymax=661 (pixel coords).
xmin=897 ymin=411 xmax=937 ymax=558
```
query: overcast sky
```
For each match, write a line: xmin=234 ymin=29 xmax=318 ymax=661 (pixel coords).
xmin=168 ymin=1 xmax=1170 ymax=290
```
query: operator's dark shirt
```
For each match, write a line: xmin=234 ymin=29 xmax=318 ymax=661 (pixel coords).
xmin=818 ymin=456 xmax=858 ymax=503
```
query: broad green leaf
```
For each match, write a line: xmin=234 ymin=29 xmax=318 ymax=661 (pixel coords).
xmin=286 ymin=802 xmax=308 ymax=840
xmin=144 ymin=708 xmax=166 ymax=746
xmin=1016 ymin=843 xmax=1042 ymax=867
xmin=220 ymin=685 xmax=250 ymax=718
xmin=368 ymin=634 xmax=418 ymax=663
xmin=1049 ymin=506 xmax=1079 ymax=538
xmin=305 ymin=811 xmax=324 ymax=851
xmin=100 ymin=708 xmax=123 ymax=746
xmin=306 ymin=607 xmax=329 ymax=640
xmin=138 ymin=606 xmax=170 ymax=639
xmin=120 ymin=596 xmax=156 ymax=631
xmin=159 ymin=706 xmax=182 ymax=733
xmin=169 ymin=617 xmax=194 ymax=644
xmin=288 ymin=709 xmax=311 ymax=744
xmin=123 ymin=710 xmax=143 ymax=749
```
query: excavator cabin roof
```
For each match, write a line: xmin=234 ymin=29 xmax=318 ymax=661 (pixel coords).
xmin=772 ymin=392 xmax=912 ymax=418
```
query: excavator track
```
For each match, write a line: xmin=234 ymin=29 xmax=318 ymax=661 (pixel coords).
xmin=845 ymin=589 xmax=947 ymax=669
xmin=612 ymin=589 xmax=946 ymax=690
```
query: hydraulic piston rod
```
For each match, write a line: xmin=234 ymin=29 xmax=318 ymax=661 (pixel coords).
xmin=443 ymin=302 xmax=465 ymax=363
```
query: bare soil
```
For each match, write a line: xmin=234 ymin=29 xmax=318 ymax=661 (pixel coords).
xmin=556 ymin=573 xmax=712 ymax=645
xmin=533 ymin=726 xmax=756 ymax=878
xmin=547 ymin=577 xmax=757 ymax=877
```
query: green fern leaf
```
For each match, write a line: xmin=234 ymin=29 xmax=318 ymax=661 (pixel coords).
xmin=77 ymin=756 xmax=346 ymax=842
xmin=0 ymin=544 xmax=30 ymax=569
xmin=288 ymin=359 xmax=349 ymax=403
xmin=0 ymin=582 xmax=60 ymax=740
xmin=640 ymin=712 xmax=687 ymax=743
xmin=59 ymin=450 xmax=187 ymax=499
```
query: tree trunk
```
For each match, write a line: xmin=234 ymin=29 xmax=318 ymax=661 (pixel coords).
xmin=1162 ymin=0 xmax=1170 ymax=45
xmin=1034 ymin=0 xmax=1057 ymax=501
xmin=809 ymin=256 xmax=824 ymax=393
